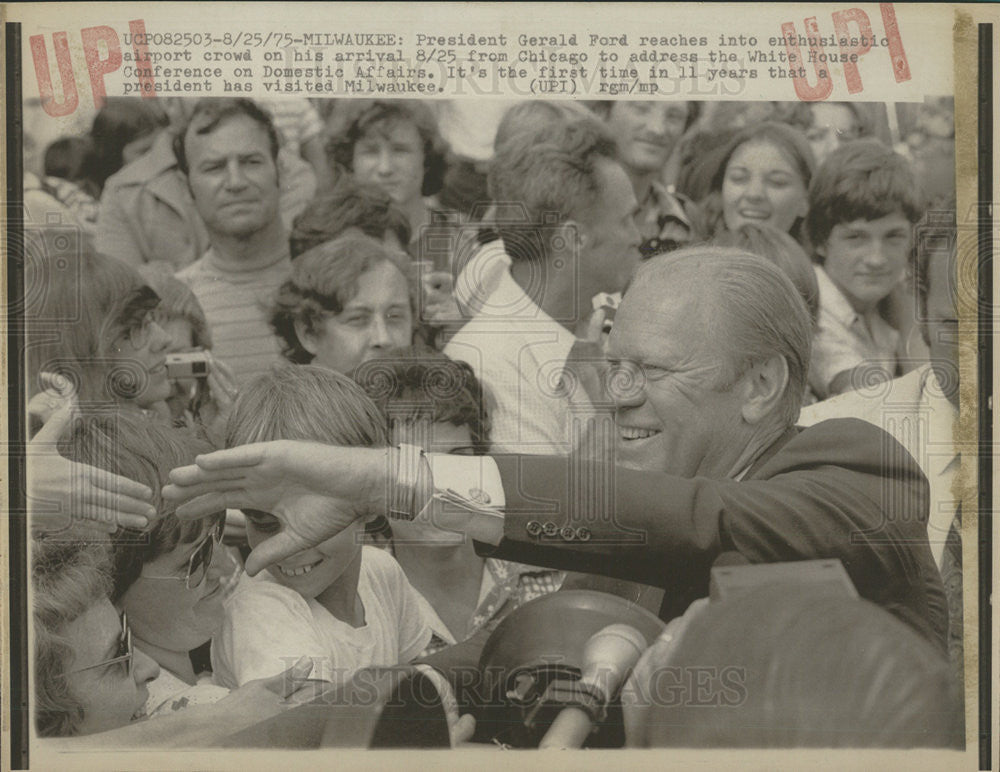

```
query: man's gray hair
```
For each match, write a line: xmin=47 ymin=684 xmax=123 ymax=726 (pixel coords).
xmin=640 ymin=246 xmax=812 ymax=427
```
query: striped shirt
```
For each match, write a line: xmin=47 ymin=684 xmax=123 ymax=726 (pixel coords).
xmin=176 ymin=248 xmax=290 ymax=385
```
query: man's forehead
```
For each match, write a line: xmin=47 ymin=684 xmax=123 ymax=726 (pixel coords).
xmin=186 ymin=114 xmax=270 ymax=157
xmin=612 ymin=276 xmax=705 ymax=352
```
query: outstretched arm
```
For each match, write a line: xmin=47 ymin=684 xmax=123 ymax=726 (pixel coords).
xmin=163 ymin=443 xmax=505 ymax=575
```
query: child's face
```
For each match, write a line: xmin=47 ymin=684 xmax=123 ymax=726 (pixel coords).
xmin=818 ymin=212 xmax=912 ymax=314
xmin=243 ymin=509 xmax=363 ymax=599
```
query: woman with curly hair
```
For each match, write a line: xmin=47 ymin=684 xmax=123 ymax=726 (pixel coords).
xmin=270 ymin=233 xmax=419 ymax=373
xmin=33 ymin=540 xmax=160 ymax=737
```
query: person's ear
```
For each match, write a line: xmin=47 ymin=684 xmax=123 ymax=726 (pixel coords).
xmin=294 ymin=318 xmax=320 ymax=356
xmin=739 ymin=354 xmax=789 ymax=425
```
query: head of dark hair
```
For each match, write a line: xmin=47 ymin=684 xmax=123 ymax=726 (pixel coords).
xmin=351 ymin=345 xmax=490 ymax=451
xmin=709 ymin=121 xmax=816 ymax=195
xmin=326 ymin=99 xmax=447 ymax=197
xmin=271 ymin=234 xmax=416 ymax=364
xmin=289 ymin=176 xmax=412 ymax=259
xmin=80 ymin=98 xmax=166 ymax=194
xmin=632 ymin=585 xmax=962 ymax=748
xmin=43 ymin=136 xmax=92 ymax=181
xmin=173 ymin=98 xmax=280 ymax=176
xmin=806 ymin=139 xmax=926 ymax=256
xmin=58 ymin=411 xmax=218 ymax=602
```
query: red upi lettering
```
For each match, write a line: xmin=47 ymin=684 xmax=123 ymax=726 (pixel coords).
xmin=780 ymin=2 xmax=910 ymax=102
xmin=30 ymin=19 xmax=156 ymax=117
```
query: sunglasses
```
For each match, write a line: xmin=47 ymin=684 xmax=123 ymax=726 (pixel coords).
xmin=69 ymin=609 xmax=133 ymax=678
xmin=141 ymin=521 xmax=224 ymax=590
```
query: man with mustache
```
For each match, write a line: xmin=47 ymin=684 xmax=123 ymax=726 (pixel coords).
xmin=592 ymin=100 xmax=702 ymax=257
xmin=165 ymin=246 xmax=948 ymax=654
xmin=175 ymin=99 xmax=290 ymax=384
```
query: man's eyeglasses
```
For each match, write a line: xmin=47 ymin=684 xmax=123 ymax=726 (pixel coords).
xmin=69 ymin=609 xmax=133 ymax=678
xmin=141 ymin=521 xmax=224 ymax=590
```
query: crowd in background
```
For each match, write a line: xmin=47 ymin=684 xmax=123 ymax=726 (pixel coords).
xmin=22 ymin=94 xmax=964 ymax=749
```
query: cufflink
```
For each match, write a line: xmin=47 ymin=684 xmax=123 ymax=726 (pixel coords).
xmin=468 ymin=487 xmax=491 ymax=505
xmin=560 ymin=526 xmax=575 ymax=541
xmin=576 ymin=527 xmax=592 ymax=542
xmin=526 ymin=521 xmax=543 ymax=537
xmin=542 ymin=522 xmax=558 ymax=537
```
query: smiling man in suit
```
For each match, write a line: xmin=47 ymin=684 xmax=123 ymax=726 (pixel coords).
xmin=164 ymin=247 xmax=949 ymax=653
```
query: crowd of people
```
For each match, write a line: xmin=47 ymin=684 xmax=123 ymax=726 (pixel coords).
xmin=23 ymin=95 xmax=964 ymax=749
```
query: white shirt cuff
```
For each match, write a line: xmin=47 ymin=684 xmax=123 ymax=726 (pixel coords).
xmin=426 ymin=454 xmax=506 ymax=511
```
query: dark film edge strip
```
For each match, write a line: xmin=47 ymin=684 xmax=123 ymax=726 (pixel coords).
xmin=6 ymin=19 xmax=29 ymax=771
xmin=976 ymin=21 xmax=993 ymax=772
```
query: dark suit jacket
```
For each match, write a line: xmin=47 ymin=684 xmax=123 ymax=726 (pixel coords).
xmin=479 ymin=418 xmax=949 ymax=652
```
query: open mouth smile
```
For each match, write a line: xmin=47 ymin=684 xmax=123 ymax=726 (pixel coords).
xmin=278 ymin=558 xmax=323 ymax=577
xmin=619 ymin=427 xmax=662 ymax=441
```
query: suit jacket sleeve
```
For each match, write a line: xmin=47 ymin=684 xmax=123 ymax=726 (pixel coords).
xmin=479 ymin=418 xmax=947 ymax=648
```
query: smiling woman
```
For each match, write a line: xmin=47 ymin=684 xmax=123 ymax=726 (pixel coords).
xmin=700 ymin=122 xmax=816 ymax=243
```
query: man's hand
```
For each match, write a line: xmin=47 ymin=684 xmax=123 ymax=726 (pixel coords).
xmin=27 ymin=399 xmax=155 ymax=535
xmin=163 ymin=441 xmax=389 ymax=575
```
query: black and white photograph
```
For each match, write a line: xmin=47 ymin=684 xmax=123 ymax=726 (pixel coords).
xmin=3 ymin=2 xmax=994 ymax=769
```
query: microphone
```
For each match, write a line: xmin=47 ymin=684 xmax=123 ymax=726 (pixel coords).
xmin=538 ymin=624 xmax=647 ymax=749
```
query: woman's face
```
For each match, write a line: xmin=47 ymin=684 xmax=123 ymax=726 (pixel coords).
xmin=62 ymin=599 xmax=160 ymax=735
xmin=106 ymin=309 xmax=173 ymax=409
xmin=121 ymin=522 xmax=232 ymax=653
xmin=298 ymin=261 xmax=413 ymax=374
xmin=352 ymin=119 xmax=425 ymax=208
xmin=721 ymin=139 xmax=809 ymax=234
